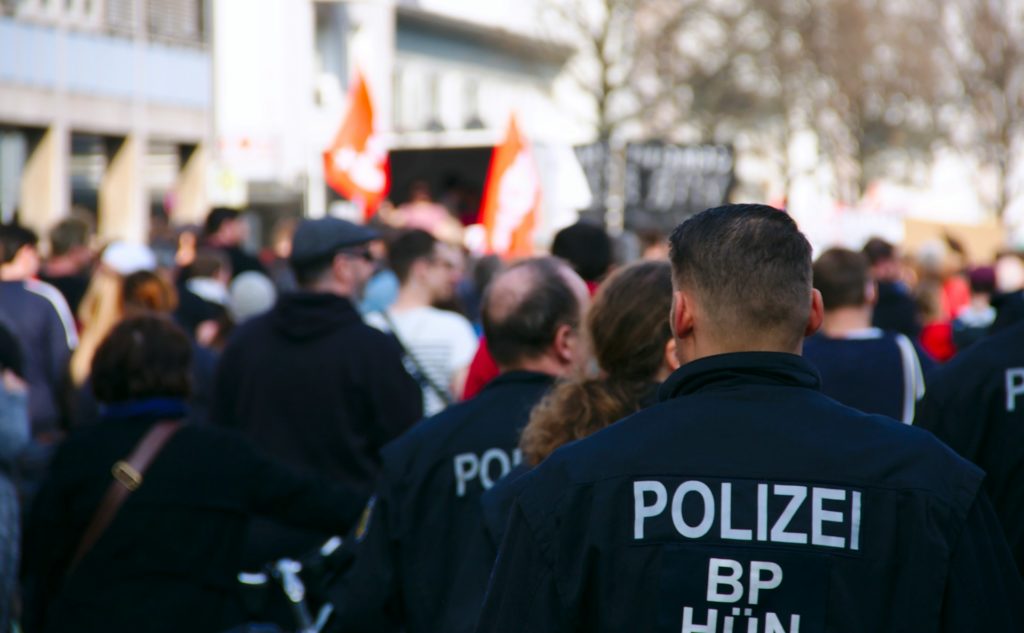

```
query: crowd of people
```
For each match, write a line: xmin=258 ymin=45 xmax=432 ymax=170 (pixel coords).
xmin=0 ymin=200 xmax=1022 ymax=632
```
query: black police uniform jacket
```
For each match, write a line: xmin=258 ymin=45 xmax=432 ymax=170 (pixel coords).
xmin=212 ymin=292 xmax=423 ymax=564
xmin=480 ymin=383 xmax=661 ymax=551
xmin=916 ymin=320 xmax=1024 ymax=574
xmin=328 ymin=371 xmax=555 ymax=633
xmin=477 ymin=353 xmax=1024 ymax=633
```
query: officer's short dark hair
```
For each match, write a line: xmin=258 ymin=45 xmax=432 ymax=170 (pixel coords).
xmin=92 ymin=315 xmax=192 ymax=403
xmin=388 ymin=229 xmax=437 ymax=284
xmin=813 ymin=248 xmax=870 ymax=311
xmin=482 ymin=257 xmax=581 ymax=367
xmin=0 ymin=224 xmax=38 ymax=264
xmin=551 ymin=221 xmax=613 ymax=283
xmin=669 ymin=204 xmax=812 ymax=348
xmin=49 ymin=217 xmax=91 ymax=257
xmin=862 ymin=237 xmax=895 ymax=266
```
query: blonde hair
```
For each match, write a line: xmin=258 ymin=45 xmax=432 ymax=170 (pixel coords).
xmin=71 ymin=268 xmax=122 ymax=385
xmin=70 ymin=269 xmax=178 ymax=385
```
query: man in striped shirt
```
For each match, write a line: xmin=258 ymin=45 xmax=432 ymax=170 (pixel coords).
xmin=366 ymin=230 xmax=478 ymax=416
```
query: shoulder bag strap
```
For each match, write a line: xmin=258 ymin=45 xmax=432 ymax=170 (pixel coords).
xmin=377 ymin=311 xmax=453 ymax=407
xmin=67 ymin=420 xmax=184 ymax=575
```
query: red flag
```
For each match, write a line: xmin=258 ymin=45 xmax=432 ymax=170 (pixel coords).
xmin=323 ymin=70 xmax=389 ymax=218
xmin=479 ymin=115 xmax=541 ymax=257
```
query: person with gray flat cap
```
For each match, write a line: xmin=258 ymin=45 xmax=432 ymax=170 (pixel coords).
xmin=213 ymin=217 xmax=423 ymax=569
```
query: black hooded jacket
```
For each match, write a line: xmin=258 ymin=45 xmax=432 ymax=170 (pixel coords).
xmin=213 ymin=292 xmax=422 ymax=561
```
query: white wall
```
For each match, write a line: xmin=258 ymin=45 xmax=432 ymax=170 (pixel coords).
xmin=213 ymin=0 xmax=591 ymax=222
xmin=213 ymin=0 xmax=316 ymax=184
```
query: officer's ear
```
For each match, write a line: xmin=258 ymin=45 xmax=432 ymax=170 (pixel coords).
xmin=671 ymin=290 xmax=696 ymax=340
xmin=805 ymin=289 xmax=824 ymax=337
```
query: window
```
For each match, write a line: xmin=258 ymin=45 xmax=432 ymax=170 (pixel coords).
xmin=425 ymin=72 xmax=444 ymax=132
xmin=147 ymin=0 xmax=204 ymax=44
xmin=393 ymin=67 xmax=405 ymax=132
xmin=2 ymin=0 xmax=42 ymax=18
xmin=106 ymin=0 xmax=134 ymax=34
xmin=464 ymin=79 xmax=484 ymax=129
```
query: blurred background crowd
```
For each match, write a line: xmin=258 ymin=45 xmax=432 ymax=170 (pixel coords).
xmin=4 ymin=0 xmax=1024 ymax=630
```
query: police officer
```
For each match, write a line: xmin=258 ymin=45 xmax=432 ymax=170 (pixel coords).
xmin=916 ymin=320 xmax=1024 ymax=574
xmin=328 ymin=257 xmax=590 ymax=633
xmin=477 ymin=204 xmax=1024 ymax=632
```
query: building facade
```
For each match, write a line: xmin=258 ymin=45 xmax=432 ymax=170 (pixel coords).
xmin=213 ymin=0 xmax=591 ymax=243
xmin=0 ymin=0 xmax=211 ymax=244
xmin=2 ymin=0 xmax=590 ymax=246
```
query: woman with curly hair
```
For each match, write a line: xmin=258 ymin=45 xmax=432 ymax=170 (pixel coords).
xmin=482 ymin=260 xmax=679 ymax=544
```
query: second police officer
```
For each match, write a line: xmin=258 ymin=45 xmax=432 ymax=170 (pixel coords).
xmin=328 ymin=257 xmax=590 ymax=633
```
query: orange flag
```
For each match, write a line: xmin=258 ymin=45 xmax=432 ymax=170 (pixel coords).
xmin=479 ymin=115 xmax=541 ymax=257
xmin=324 ymin=70 xmax=389 ymax=218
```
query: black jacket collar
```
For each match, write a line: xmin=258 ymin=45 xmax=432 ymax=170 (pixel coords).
xmin=481 ymin=370 xmax=557 ymax=394
xmin=659 ymin=352 xmax=821 ymax=402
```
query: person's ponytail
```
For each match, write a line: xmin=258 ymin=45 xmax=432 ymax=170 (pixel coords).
xmin=520 ymin=376 xmax=653 ymax=466
xmin=520 ymin=261 xmax=674 ymax=466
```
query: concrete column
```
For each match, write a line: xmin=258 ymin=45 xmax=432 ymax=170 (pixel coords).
xmin=99 ymin=135 xmax=147 ymax=243
xmin=19 ymin=125 xmax=69 ymax=240
xmin=173 ymin=143 xmax=208 ymax=226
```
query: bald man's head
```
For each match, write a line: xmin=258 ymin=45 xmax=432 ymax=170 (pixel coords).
xmin=482 ymin=257 xmax=588 ymax=369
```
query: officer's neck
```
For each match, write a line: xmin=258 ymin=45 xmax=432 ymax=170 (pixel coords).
xmin=679 ymin=332 xmax=804 ymax=364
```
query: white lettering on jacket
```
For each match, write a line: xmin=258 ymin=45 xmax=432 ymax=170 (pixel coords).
xmin=453 ymin=448 xmax=522 ymax=497
xmin=633 ymin=479 xmax=862 ymax=552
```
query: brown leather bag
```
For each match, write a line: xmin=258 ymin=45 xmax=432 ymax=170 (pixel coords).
xmin=66 ymin=420 xmax=183 ymax=574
